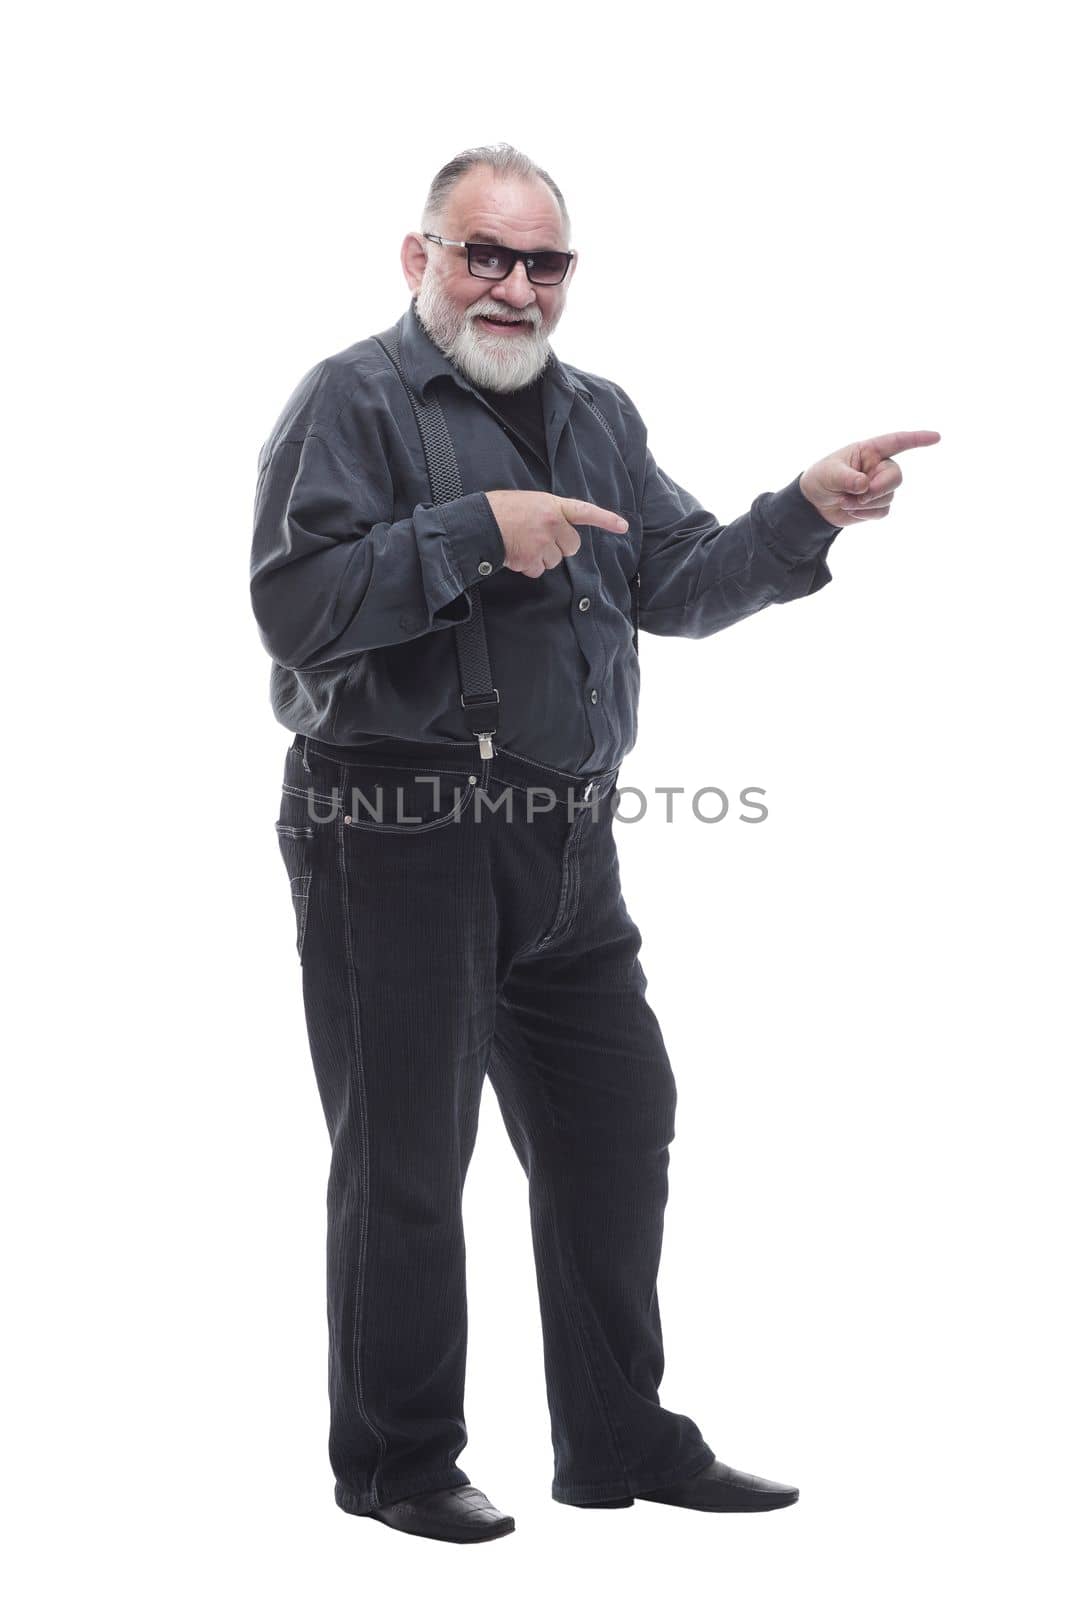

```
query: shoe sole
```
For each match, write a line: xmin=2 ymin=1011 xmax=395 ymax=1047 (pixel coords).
xmin=639 ymin=1492 xmax=799 ymax=1512
xmin=577 ymin=1493 xmax=797 ymax=1512
xmin=366 ymin=1511 xmax=516 ymax=1543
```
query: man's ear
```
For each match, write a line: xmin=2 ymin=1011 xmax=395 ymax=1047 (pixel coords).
xmin=400 ymin=232 xmax=429 ymax=294
xmin=567 ymin=248 xmax=579 ymax=285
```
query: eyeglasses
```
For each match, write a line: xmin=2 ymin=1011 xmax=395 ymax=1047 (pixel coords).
xmin=422 ymin=232 xmax=573 ymax=286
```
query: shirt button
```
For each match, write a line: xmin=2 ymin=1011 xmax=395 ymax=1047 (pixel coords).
xmin=590 ymin=689 xmax=599 ymax=704
xmin=478 ymin=560 xmax=493 ymax=576
xmin=578 ymin=597 xmax=591 ymax=612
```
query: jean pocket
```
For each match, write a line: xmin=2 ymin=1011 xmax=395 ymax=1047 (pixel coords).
xmin=340 ymin=760 xmax=480 ymax=835
xmin=274 ymin=819 xmax=315 ymax=962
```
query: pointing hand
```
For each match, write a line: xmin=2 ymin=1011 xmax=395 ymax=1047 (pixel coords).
xmin=799 ymin=431 xmax=941 ymax=528
xmin=485 ymin=490 xmax=629 ymax=579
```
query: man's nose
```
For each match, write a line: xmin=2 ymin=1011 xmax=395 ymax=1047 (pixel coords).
xmin=489 ymin=261 xmax=537 ymax=309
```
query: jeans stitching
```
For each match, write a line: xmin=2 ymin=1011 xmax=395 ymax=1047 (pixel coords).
xmin=281 ymin=781 xmax=475 ymax=831
xmin=536 ymin=847 xmax=574 ymax=949
xmin=274 ymin=821 xmax=314 ymax=962
xmin=494 ymin=741 xmax=620 ymax=787
xmin=281 ymin=783 xmax=340 ymax=803
xmin=496 ymin=746 xmax=580 ymax=779
xmin=291 ymin=871 xmax=311 ymax=959
xmin=557 ymin=848 xmax=582 ymax=944
xmin=484 ymin=771 xmax=592 ymax=803
xmin=531 ymin=810 xmax=590 ymax=952
xmin=336 ymin=801 xmax=388 ymax=1506
xmin=342 ymin=776 xmax=477 ymax=835
xmin=334 ymin=760 xmax=477 ymax=779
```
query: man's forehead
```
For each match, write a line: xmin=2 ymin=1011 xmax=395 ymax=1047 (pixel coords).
xmin=444 ymin=178 xmax=565 ymax=250
xmin=464 ymin=225 xmax=564 ymax=249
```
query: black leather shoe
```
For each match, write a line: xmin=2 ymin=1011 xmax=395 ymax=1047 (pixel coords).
xmin=637 ymin=1457 xmax=798 ymax=1512
xmin=366 ymin=1484 xmax=516 ymax=1542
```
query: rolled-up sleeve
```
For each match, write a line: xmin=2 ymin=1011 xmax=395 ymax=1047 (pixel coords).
xmin=250 ymin=394 xmax=506 ymax=670
xmin=635 ymin=444 xmax=841 ymax=640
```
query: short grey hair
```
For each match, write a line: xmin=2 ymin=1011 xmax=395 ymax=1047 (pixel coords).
xmin=420 ymin=142 xmax=571 ymax=245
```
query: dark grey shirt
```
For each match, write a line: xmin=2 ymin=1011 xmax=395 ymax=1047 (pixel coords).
xmin=250 ymin=298 xmax=841 ymax=775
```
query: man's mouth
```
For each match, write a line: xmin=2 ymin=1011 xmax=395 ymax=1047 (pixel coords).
xmin=475 ymin=314 xmax=532 ymax=335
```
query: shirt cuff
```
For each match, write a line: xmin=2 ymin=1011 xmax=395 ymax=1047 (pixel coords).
xmin=438 ymin=492 xmax=508 ymax=587
xmin=758 ymin=473 xmax=842 ymax=563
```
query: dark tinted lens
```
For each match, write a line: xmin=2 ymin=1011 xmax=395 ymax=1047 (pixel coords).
xmin=468 ymin=244 xmax=512 ymax=279
xmin=528 ymin=252 xmax=570 ymax=284
xmin=467 ymin=244 xmax=570 ymax=283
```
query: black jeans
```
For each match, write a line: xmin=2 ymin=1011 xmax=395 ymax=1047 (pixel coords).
xmin=273 ymin=732 xmax=714 ymax=1513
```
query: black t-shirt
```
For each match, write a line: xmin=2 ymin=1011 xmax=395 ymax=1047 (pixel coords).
xmin=470 ymin=375 xmax=547 ymax=472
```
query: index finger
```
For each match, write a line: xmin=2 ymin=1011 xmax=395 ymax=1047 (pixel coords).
xmin=558 ymin=496 xmax=629 ymax=534
xmin=862 ymin=430 xmax=942 ymax=459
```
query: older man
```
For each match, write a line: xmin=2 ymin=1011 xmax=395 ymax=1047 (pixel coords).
xmin=250 ymin=142 xmax=938 ymax=1544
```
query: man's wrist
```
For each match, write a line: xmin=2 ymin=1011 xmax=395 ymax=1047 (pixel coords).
xmin=796 ymin=470 xmax=841 ymax=531
xmin=759 ymin=475 xmax=842 ymax=561
xmin=438 ymin=492 xmax=508 ymax=586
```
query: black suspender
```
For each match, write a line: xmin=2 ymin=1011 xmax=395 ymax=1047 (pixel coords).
xmin=374 ymin=325 xmax=501 ymax=761
xmin=374 ymin=324 xmax=640 ymax=756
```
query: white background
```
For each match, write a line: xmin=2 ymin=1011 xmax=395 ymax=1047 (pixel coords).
xmin=5 ymin=2 xmax=1064 ymax=1596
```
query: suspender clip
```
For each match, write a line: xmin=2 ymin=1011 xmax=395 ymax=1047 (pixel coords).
xmin=460 ymin=688 xmax=500 ymax=763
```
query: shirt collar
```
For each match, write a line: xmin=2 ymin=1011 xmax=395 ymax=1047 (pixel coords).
xmin=396 ymin=295 xmax=590 ymax=405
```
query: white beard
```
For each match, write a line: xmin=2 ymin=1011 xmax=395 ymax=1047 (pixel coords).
xmin=414 ymin=265 xmax=556 ymax=393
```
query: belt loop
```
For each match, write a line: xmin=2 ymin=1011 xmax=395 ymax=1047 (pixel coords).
xmin=301 ymin=734 xmax=311 ymax=775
